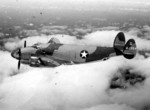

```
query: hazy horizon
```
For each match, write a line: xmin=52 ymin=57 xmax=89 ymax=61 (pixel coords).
xmin=0 ymin=0 xmax=150 ymax=33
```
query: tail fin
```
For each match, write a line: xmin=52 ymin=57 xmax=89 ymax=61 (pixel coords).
xmin=113 ymin=32 xmax=126 ymax=55
xmin=123 ymin=39 xmax=136 ymax=59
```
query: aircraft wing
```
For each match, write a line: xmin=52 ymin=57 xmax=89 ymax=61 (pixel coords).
xmin=39 ymin=55 xmax=72 ymax=67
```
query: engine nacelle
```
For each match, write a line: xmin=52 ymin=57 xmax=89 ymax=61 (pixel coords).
xmin=29 ymin=56 xmax=41 ymax=67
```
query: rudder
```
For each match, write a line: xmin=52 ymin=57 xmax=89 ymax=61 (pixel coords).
xmin=113 ymin=32 xmax=126 ymax=55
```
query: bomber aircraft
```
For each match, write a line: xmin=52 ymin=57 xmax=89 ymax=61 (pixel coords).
xmin=11 ymin=32 xmax=136 ymax=69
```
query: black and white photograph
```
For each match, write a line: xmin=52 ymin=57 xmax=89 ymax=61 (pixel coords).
xmin=0 ymin=0 xmax=150 ymax=110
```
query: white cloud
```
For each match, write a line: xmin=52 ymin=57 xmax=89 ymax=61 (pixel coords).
xmin=0 ymin=51 xmax=127 ymax=110
xmin=19 ymin=30 xmax=40 ymax=38
xmin=0 ymin=50 xmax=150 ymax=110
xmin=100 ymin=26 xmax=119 ymax=31
xmin=0 ymin=51 xmax=29 ymax=81
xmin=40 ymin=26 xmax=67 ymax=35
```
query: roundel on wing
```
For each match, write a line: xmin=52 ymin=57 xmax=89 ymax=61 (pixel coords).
xmin=80 ymin=50 xmax=89 ymax=59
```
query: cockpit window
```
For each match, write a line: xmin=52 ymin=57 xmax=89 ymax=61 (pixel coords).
xmin=32 ymin=45 xmax=38 ymax=49
xmin=32 ymin=43 xmax=41 ymax=49
xmin=32 ymin=43 xmax=49 ymax=49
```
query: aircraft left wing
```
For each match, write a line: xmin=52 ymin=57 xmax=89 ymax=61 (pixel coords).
xmin=39 ymin=55 xmax=72 ymax=67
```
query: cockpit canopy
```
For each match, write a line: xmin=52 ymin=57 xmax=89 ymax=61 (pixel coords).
xmin=32 ymin=43 xmax=42 ymax=49
xmin=31 ymin=37 xmax=60 ymax=49
xmin=48 ymin=38 xmax=60 ymax=44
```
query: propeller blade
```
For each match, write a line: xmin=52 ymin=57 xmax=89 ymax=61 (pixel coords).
xmin=18 ymin=48 xmax=21 ymax=70
xmin=18 ymin=60 xmax=21 ymax=70
xmin=18 ymin=48 xmax=21 ymax=60
xmin=24 ymin=40 xmax=26 ymax=48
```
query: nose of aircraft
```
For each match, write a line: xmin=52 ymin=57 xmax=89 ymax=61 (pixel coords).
xmin=11 ymin=48 xmax=20 ymax=60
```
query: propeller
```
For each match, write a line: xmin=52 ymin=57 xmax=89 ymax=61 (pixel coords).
xmin=17 ymin=41 xmax=26 ymax=69
xmin=18 ymin=48 xmax=21 ymax=70
xmin=24 ymin=40 xmax=26 ymax=48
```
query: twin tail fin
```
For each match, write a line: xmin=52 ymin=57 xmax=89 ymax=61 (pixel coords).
xmin=114 ymin=32 xmax=136 ymax=59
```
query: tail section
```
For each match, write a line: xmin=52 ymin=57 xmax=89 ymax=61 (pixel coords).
xmin=123 ymin=39 xmax=136 ymax=59
xmin=113 ymin=32 xmax=137 ymax=59
xmin=113 ymin=32 xmax=126 ymax=55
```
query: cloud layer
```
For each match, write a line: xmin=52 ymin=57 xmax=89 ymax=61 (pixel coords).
xmin=0 ymin=51 xmax=150 ymax=110
xmin=4 ymin=25 xmax=150 ymax=52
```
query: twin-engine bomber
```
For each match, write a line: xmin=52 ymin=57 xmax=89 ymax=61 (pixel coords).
xmin=11 ymin=32 xmax=136 ymax=69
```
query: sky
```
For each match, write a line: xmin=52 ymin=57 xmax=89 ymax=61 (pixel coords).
xmin=0 ymin=0 xmax=149 ymax=20
xmin=0 ymin=0 xmax=150 ymax=17
xmin=0 ymin=0 xmax=150 ymax=9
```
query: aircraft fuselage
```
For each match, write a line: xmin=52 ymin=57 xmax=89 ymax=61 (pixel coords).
xmin=11 ymin=32 xmax=137 ymax=69
xmin=11 ymin=43 xmax=115 ymax=67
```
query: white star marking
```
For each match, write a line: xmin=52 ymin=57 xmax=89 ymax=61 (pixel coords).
xmin=80 ymin=50 xmax=89 ymax=59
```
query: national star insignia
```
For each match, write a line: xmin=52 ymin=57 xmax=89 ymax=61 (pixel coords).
xmin=80 ymin=50 xmax=89 ymax=59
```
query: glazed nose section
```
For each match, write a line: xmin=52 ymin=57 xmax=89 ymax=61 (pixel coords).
xmin=11 ymin=49 xmax=20 ymax=59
